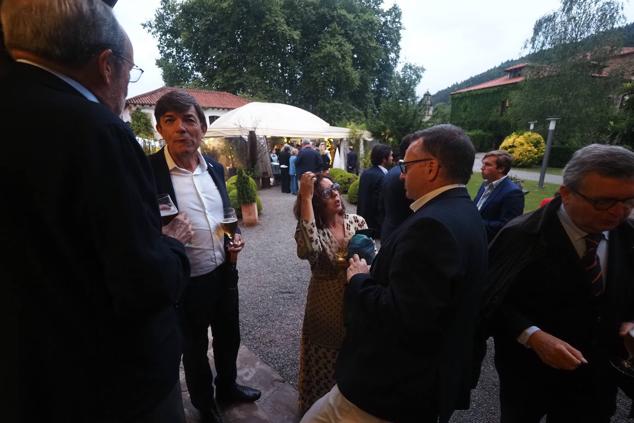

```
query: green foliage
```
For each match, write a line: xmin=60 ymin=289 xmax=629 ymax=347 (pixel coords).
xmin=145 ymin=0 xmax=403 ymax=124
xmin=423 ymin=102 xmax=450 ymax=127
xmin=500 ymin=131 xmax=545 ymax=167
xmin=347 ymin=178 xmax=360 ymax=204
xmin=236 ymin=169 xmax=258 ymax=205
xmin=328 ymin=168 xmax=358 ymax=194
xmin=466 ymin=129 xmax=495 ymax=152
xmin=228 ymin=171 xmax=262 ymax=217
xmin=609 ymin=82 xmax=634 ymax=148
xmin=548 ymin=144 xmax=577 ymax=167
xmin=129 ymin=108 xmax=154 ymax=139
xmin=367 ymin=63 xmax=424 ymax=148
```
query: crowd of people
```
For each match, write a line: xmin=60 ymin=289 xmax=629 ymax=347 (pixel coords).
xmin=4 ymin=1 xmax=634 ymax=423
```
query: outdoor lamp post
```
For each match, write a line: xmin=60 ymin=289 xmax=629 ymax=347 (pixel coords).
xmin=528 ymin=121 xmax=538 ymax=131
xmin=538 ymin=117 xmax=559 ymax=189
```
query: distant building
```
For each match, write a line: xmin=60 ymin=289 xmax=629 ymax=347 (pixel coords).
xmin=123 ymin=87 xmax=250 ymax=139
xmin=420 ymin=90 xmax=433 ymax=122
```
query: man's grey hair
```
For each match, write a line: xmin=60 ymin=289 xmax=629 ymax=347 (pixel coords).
xmin=563 ymin=144 xmax=634 ymax=190
xmin=1 ymin=0 xmax=127 ymax=67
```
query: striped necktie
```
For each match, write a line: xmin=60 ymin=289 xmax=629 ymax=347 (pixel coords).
xmin=581 ymin=233 xmax=604 ymax=296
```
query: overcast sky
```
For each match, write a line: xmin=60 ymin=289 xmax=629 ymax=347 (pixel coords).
xmin=114 ymin=0 xmax=634 ymax=99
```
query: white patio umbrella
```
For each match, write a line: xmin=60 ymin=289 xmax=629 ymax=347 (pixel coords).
xmin=206 ymin=102 xmax=350 ymax=139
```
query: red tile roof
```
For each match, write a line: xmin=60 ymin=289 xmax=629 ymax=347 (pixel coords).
xmin=451 ymin=75 xmax=525 ymax=94
xmin=126 ymin=86 xmax=250 ymax=109
xmin=504 ymin=63 xmax=528 ymax=72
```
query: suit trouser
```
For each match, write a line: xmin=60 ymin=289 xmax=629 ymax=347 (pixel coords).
xmin=181 ymin=263 xmax=240 ymax=410
xmin=496 ymin=352 xmax=616 ymax=423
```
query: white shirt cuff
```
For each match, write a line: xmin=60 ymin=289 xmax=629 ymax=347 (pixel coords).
xmin=517 ymin=326 xmax=541 ymax=347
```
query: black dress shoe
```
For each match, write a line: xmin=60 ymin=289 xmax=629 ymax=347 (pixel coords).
xmin=216 ymin=383 xmax=261 ymax=403
xmin=199 ymin=402 xmax=224 ymax=423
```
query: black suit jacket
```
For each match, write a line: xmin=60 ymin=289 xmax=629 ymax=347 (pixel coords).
xmin=380 ymin=166 xmax=413 ymax=241
xmin=336 ymin=188 xmax=488 ymax=423
xmin=148 ymin=148 xmax=232 ymax=213
xmin=294 ymin=146 xmax=322 ymax=177
xmin=473 ymin=177 xmax=525 ymax=240
xmin=2 ymin=63 xmax=190 ymax=422
xmin=490 ymin=197 xmax=634 ymax=409
xmin=356 ymin=166 xmax=386 ymax=236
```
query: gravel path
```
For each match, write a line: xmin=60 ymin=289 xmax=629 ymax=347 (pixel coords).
xmin=235 ymin=185 xmax=631 ymax=422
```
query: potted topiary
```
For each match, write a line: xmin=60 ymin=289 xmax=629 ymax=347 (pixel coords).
xmin=236 ymin=168 xmax=258 ymax=226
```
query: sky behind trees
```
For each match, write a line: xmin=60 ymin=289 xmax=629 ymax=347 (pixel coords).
xmin=114 ymin=0 xmax=634 ymax=99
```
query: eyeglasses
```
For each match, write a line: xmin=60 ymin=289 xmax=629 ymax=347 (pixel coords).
xmin=112 ymin=53 xmax=144 ymax=83
xmin=398 ymin=158 xmax=433 ymax=174
xmin=569 ymin=186 xmax=634 ymax=211
xmin=321 ymin=183 xmax=340 ymax=199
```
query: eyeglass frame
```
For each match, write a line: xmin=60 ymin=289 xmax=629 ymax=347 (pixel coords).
xmin=568 ymin=186 xmax=634 ymax=211
xmin=321 ymin=182 xmax=341 ymax=199
xmin=111 ymin=52 xmax=144 ymax=83
xmin=398 ymin=158 xmax=434 ymax=174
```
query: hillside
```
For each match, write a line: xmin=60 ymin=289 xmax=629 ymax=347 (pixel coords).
xmin=432 ymin=22 xmax=634 ymax=104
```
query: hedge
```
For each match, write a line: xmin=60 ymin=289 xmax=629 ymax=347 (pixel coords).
xmin=347 ymin=178 xmax=360 ymax=204
xmin=328 ymin=168 xmax=358 ymax=194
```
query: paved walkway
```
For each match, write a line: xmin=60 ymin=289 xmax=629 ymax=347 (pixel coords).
xmin=473 ymin=152 xmax=563 ymax=185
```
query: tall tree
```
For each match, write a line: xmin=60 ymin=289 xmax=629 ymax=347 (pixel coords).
xmin=145 ymin=0 xmax=402 ymax=123
xmin=509 ymin=0 xmax=626 ymax=146
xmin=367 ymin=63 xmax=424 ymax=148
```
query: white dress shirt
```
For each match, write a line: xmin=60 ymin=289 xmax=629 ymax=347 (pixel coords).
xmin=165 ymin=148 xmax=226 ymax=277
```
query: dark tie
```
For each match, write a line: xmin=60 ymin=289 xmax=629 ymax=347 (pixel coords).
xmin=581 ymin=233 xmax=604 ymax=296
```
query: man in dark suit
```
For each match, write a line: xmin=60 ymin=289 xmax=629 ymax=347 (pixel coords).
xmin=302 ymin=125 xmax=488 ymax=423
xmin=473 ymin=150 xmax=525 ymax=240
xmin=346 ymin=145 xmax=358 ymax=174
xmin=380 ymin=133 xmax=415 ymax=241
xmin=279 ymin=144 xmax=291 ymax=193
xmin=295 ymin=139 xmax=323 ymax=177
xmin=490 ymin=144 xmax=634 ymax=423
xmin=356 ymin=144 xmax=393 ymax=238
xmin=1 ymin=1 xmax=193 ymax=422
xmin=149 ymin=91 xmax=261 ymax=423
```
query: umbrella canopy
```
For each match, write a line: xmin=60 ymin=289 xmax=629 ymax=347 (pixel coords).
xmin=206 ymin=101 xmax=349 ymax=138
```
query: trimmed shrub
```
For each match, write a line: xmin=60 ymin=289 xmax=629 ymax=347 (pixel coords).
xmin=466 ymin=129 xmax=494 ymax=152
xmin=347 ymin=178 xmax=360 ymax=204
xmin=500 ymin=131 xmax=545 ymax=167
xmin=329 ymin=168 xmax=358 ymax=193
xmin=228 ymin=188 xmax=263 ymax=218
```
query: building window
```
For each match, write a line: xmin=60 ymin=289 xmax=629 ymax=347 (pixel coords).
xmin=208 ymin=115 xmax=219 ymax=125
xmin=500 ymin=99 xmax=510 ymax=116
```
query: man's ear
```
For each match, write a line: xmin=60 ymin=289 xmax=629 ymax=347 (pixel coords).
xmin=96 ymin=49 xmax=115 ymax=85
xmin=155 ymin=122 xmax=163 ymax=136
xmin=427 ymin=158 xmax=441 ymax=181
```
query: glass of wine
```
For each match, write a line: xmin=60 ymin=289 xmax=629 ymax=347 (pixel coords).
xmin=610 ymin=328 xmax=634 ymax=378
xmin=220 ymin=207 xmax=238 ymax=241
xmin=158 ymin=193 xmax=178 ymax=225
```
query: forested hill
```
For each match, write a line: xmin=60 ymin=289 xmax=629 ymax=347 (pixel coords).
xmin=432 ymin=22 xmax=634 ymax=104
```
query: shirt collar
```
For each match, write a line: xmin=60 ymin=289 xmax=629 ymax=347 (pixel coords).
xmin=557 ymin=204 xmax=609 ymax=242
xmin=17 ymin=59 xmax=100 ymax=103
xmin=164 ymin=147 xmax=209 ymax=173
xmin=486 ymin=174 xmax=508 ymax=189
xmin=410 ymin=184 xmax=465 ymax=212
xmin=378 ymin=165 xmax=388 ymax=174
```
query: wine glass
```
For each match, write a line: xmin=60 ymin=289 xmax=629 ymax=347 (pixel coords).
xmin=609 ymin=328 xmax=634 ymax=378
xmin=157 ymin=193 xmax=178 ymax=225
xmin=335 ymin=245 xmax=348 ymax=269
xmin=220 ymin=207 xmax=238 ymax=241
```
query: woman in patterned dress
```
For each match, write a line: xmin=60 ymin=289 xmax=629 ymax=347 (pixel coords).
xmin=293 ymin=172 xmax=368 ymax=413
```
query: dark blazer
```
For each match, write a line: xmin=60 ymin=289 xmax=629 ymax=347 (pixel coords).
xmin=294 ymin=146 xmax=322 ymax=177
xmin=2 ymin=63 xmax=190 ymax=422
xmin=380 ymin=166 xmax=413 ymax=241
xmin=346 ymin=150 xmax=358 ymax=173
xmin=356 ymin=166 xmax=386 ymax=236
xmin=148 ymin=148 xmax=232 ymax=213
xmin=473 ymin=177 xmax=525 ymax=240
xmin=336 ymin=188 xmax=488 ymax=423
xmin=490 ymin=197 xmax=634 ymax=414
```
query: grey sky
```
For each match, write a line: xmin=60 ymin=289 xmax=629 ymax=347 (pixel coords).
xmin=115 ymin=0 xmax=634 ymax=99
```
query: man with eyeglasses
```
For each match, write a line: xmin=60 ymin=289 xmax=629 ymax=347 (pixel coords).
xmin=302 ymin=124 xmax=488 ymax=423
xmin=487 ymin=144 xmax=634 ymax=423
xmin=1 ymin=1 xmax=193 ymax=422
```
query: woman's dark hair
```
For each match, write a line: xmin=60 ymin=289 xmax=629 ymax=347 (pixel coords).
xmin=293 ymin=174 xmax=345 ymax=229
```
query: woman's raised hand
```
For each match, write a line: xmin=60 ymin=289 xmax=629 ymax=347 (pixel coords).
xmin=299 ymin=172 xmax=316 ymax=198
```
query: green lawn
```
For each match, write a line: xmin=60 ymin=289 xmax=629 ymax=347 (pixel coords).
xmin=525 ymin=166 xmax=564 ymax=176
xmin=467 ymin=175 xmax=560 ymax=212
